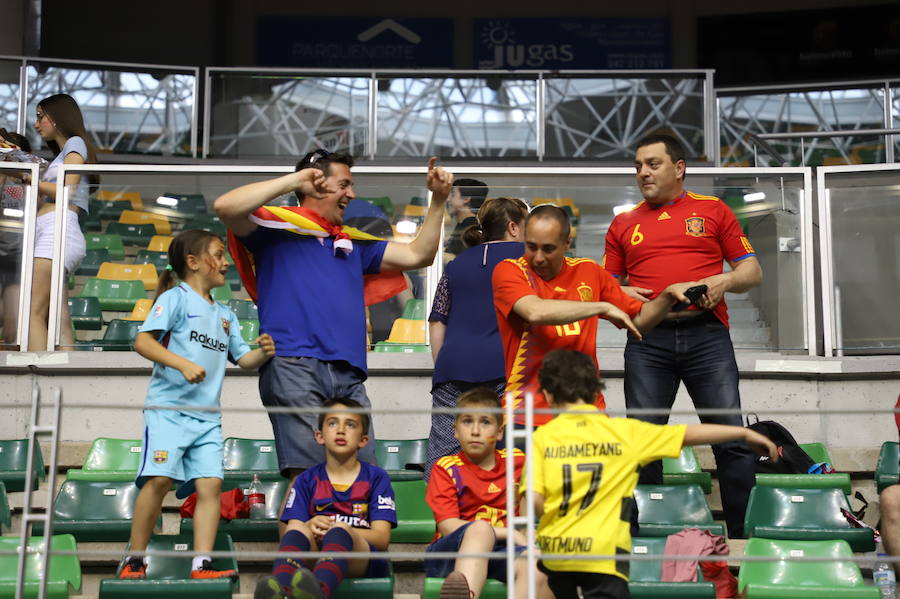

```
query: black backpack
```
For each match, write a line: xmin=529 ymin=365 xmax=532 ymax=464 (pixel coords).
xmin=745 ymin=414 xmax=816 ymax=474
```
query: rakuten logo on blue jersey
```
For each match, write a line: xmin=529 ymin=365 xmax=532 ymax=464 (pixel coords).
xmin=189 ymin=330 xmax=227 ymax=352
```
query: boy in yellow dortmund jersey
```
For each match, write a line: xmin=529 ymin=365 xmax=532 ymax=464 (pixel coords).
xmin=523 ymin=349 xmax=777 ymax=599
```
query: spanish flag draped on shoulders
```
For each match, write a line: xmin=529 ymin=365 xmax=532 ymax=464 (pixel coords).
xmin=227 ymin=205 xmax=407 ymax=305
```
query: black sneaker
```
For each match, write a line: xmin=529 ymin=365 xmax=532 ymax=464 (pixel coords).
xmin=189 ymin=559 xmax=238 ymax=581
xmin=118 ymin=556 xmax=147 ymax=580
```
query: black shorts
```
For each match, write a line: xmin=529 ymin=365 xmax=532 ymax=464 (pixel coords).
xmin=539 ymin=562 xmax=630 ymax=599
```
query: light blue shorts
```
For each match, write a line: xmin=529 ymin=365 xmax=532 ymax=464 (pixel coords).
xmin=136 ymin=409 xmax=224 ymax=499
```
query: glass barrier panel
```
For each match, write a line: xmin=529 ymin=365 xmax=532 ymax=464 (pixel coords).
xmin=25 ymin=63 xmax=195 ymax=156
xmin=824 ymin=169 xmax=900 ymax=354
xmin=893 ymin=86 xmax=900 ymax=160
xmin=545 ymin=76 xmax=707 ymax=159
xmin=208 ymin=73 xmax=370 ymax=159
xmin=0 ymin=59 xmax=21 ymax=134
xmin=375 ymin=77 xmax=537 ymax=158
xmin=719 ymin=88 xmax=887 ymax=166
xmin=0 ymin=163 xmax=34 ymax=350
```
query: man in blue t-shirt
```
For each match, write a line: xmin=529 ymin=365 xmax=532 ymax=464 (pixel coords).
xmin=215 ymin=151 xmax=453 ymax=482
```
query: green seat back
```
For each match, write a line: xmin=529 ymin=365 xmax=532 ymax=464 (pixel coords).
xmin=238 ymin=319 xmax=259 ymax=345
xmin=0 ymin=534 xmax=81 ymax=597
xmin=373 ymin=342 xmax=429 ymax=353
xmin=211 ymin=285 xmax=232 ymax=302
xmin=180 ymin=479 xmax=290 ymax=542
xmin=225 ymin=265 xmax=241 ymax=290
xmin=876 ymin=442 xmax=899 ymax=493
xmin=222 ymin=438 xmax=279 ymax=478
xmin=68 ymin=296 xmax=103 ymax=331
xmin=66 ymin=438 xmax=143 ymax=482
xmin=0 ymin=438 xmax=45 ymax=492
xmin=160 ymin=193 xmax=208 ymax=215
xmin=798 ymin=443 xmax=832 ymax=465
xmin=76 ymin=248 xmax=111 ymax=276
xmin=629 ymin=537 xmax=668 ymax=582
xmin=738 ymin=538 xmax=879 ymax=598
xmin=100 ymin=533 xmax=237 ymax=598
xmin=662 ymin=447 xmax=712 ymax=494
xmin=0 ymin=482 xmax=9 ymax=530
xmin=185 ymin=217 xmax=226 ymax=237
xmin=628 ymin=537 xmax=716 ymax=597
xmin=332 ymin=563 xmax=394 ymax=599
xmin=634 ymin=485 xmax=723 ymax=537
xmin=375 ymin=439 xmax=427 ymax=480
xmin=85 ymin=233 xmax=125 ymax=261
xmin=754 ymin=472 xmax=852 ymax=494
xmin=33 ymin=480 xmax=152 ymax=542
xmin=744 ymin=486 xmax=875 ymax=552
xmin=391 ymin=479 xmax=435 ymax=543
xmin=401 ymin=299 xmax=426 ymax=320
xmin=134 ymin=250 xmax=169 ymax=271
xmin=101 ymin=319 xmax=143 ymax=349
xmin=106 ymin=222 xmax=156 ymax=246
xmin=228 ymin=299 xmax=258 ymax=320
xmin=89 ymin=197 xmax=130 ymax=219
xmin=79 ymin=278 xmax=145 ymax=311
xmin=423 ymin=578 xmax=505 ymax=599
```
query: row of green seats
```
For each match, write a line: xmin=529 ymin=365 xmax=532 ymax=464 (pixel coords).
xmin=78 ymin=278 xmax=234 ymax=312
xmin=0 ymin=438 xmax=46 ymax=492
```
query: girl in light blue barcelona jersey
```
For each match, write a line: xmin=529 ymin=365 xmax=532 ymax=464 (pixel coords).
xmin=120 ymin=229 xmax=275 ymax=581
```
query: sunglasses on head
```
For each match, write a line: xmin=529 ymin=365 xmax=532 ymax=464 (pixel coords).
xmin=300 ymin=148 xmax=333 ymax=169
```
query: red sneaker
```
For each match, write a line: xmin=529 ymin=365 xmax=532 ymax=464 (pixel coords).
xmin=118 ymin=557 xmax=147 ymax=580
xmin=190 ymin=559 xmax=238 ymax=580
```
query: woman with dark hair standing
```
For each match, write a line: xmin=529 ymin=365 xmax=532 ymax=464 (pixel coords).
xmin=30 ymin=93 xmax=97 ymax=350
xmin=424 ymin=197 xmax=529 ymax=480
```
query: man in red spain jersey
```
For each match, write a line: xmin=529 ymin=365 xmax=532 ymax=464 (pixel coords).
xmin=492 ymin=205 xmax=697 ymax=430
xmin=603 ymin=133 xmax=763 ymax=538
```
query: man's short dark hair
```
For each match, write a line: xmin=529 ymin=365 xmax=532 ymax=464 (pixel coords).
xmin=525 ymin=204 xmax=571 ymax=243
xmin=539 ymin=349 xmax=605 ymax=406
xmin=453 ymin=178 xmax=489 ymax=211
xmin=317 ymin=397 xmax=370 ymax=435
xmin=293 ymin=149 xmax=355 ymax=204
xmin=636 ymin=134 xmax=687 ymax=170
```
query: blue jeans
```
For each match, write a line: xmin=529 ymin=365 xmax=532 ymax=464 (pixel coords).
xmin=425 ymin=522 xmax=526 ymax=582
xmin=624 ymin=313 xmax=755 ymax=538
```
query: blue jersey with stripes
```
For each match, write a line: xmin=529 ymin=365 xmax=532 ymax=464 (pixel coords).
xmin=139 ymin=282 xmax=251 ymax=422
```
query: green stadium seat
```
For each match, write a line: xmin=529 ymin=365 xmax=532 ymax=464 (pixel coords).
xmin=225 ymin=265 xmax=241 ymax=291
xmin=375 ymin=439 xmax=427 ymax=480
xmin=76 ymin=248 xmax=111 ymax=276
xmin=0 ymin=482 xmax=10 ymax=531
xmin=332 ymin=563 xmax=395 ymax=599
xmin=222 ymin=438 xmax=280 ymax=481
xmin=423 ymin=578 xmax=506 ymax=599
xmin=372 ymin=342 xmax=429 ymax=353
xmin=210 ymin=285 xmax=232 ymax=302
xmin=628 ymin=536 xmax=716 ymax=599
xmin=755 ymin=441 xmax=850 ymax=494
xmin=227 ymin=299 xmax=258 ymax=320
xmin=99 ymin=533 xmax=238 ymax=598
xmin=134 ymin=250 xmax=169 ymax=272
xmin=634 ymin=485 xmax=724 ymax=537
xmin=66 ymin=438 xmax=143 ymax=482
xmin=85 ymin=233 xmax=125 ymax=261
xmin=79 ymin=278 xmax=146 ymax=311
xmin=744 ymin=486 xmax=875 ymax=552
xmin=738 ymin=538 xmax=879 ymax=598
xmin=0 ymin=438 xmax=45 ymax=492
xmin=0 ymin=534 xmax=81 ymax=598
xmin=158 ymin=193 xmax=208 ymax=215
xmin=106 ymin=221 xmax=156 ymax=247
xmin=876 ymin=442 xmax=899 ymax=493
xmin=68 ymin=297 xmax=103 ymax=331
xmin=33 ymin=480 xmax=155 ymax=542
xmin=238 ymin=319 xmax=259 ymax=346
xmin=663 ymin=447 xmax=712 ymax=494
xmin=391 ymin=479 xmax=435 ymax=543
xmin=94 ymin=319 xmax=142 ymax=351
xmin=401 ymin=298 xmax=426 ymax=320
xmin=180 ymin=479 xmax=289 ymax=542
xmin=184 ymin=216 xmax=226 ymax=237
xmin=799 ymin=442 xmax=832 ymax=466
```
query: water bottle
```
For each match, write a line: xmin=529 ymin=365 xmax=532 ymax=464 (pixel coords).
xmin=874 ymin=553 xmax=896 ymax=599
xmin=247 ymin=474 xmax=266 ymax=519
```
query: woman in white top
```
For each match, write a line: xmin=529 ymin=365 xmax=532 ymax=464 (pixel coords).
xmin=30 ymin=93 xmax=96 ymax=350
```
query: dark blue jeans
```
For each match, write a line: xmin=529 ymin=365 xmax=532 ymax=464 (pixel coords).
xmin=624 ymin=314 xmax=755 ymax=538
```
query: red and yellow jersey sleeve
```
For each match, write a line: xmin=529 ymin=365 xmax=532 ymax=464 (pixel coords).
xmin=492 ymin=258 xmax=536 ymax=319
xmin=426 ymin=455 xmax=463 ymax=524
xmin=601 ymin=216 xmax=627 ymax=278
xmin=715 ymin=200 xmax=756 ymax=263
xmin=594 ymin=265 xmax=643 ymax=319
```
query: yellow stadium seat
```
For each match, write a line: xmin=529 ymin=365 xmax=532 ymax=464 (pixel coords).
xmin=385 ymin=318 xmax=426 ymax=344
xmin=403 ymin=204 xmax=426 ymax=217
xmin=97 ymin=262 xmax=159 ymax=291
xmin=531 ymin=197 xmax=580 ymax=217
xmin=124 ymin=298 xmax=153 ymax=321
xmin=118 ymin=210 xmax=172 ymax=235
xmin=95 ymin=190 xmax=143 ymax=211
xmin=146 ymin=235 xmax=174 ymax=252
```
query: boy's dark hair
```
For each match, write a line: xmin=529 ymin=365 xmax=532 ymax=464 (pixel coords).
xmin=453 ymin=178 xmax=489 ymax=211
xmin=526 ymin=204 xmax=571 ymax=243
xmin=293 ymin=149 xmax=354 ymax=204
xmin=455 ymin=387 xmax=503 ymax=426
xmin=155 ymin=229 xmax=223 ymax=300
xmin=539 ymin=349 xmax=606 ymax=406
xmin=318 ymin=397 xmax=370 ymax=435
xmin=635 ymin=133 xmax=687 ymax=180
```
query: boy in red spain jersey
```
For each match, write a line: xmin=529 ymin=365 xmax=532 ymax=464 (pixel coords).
xmin=603 ymin=133 xmax=764 ymax=538
xmin=524 ymin=350 xmax=777 ymax=599
xmin=425 ymin=388 xmax=553 ymax=599
xmin=492 ymin=205 xmax=699 ymax=429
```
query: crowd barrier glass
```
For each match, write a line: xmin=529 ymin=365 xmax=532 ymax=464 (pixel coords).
xmin=0 ymin=58 xmax=22 ymax=133
xmin=44 ymin=165 xmax=812 ymax=355
xmin=818 ymin=165 xmax=900 ymax=355
xmin=0 ymin=162 xmax=39 ymax=351
xmin=718 ymin=81 xmax=898 ymax=167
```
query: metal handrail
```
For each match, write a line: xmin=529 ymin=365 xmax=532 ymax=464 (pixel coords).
xmin=758 ymin=128 xmax=900 ymax=140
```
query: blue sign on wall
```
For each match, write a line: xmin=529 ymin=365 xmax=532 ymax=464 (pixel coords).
xmin=258 ymin=17 xmax=454 ymax=68
xmin=474 ymin=18 xmax=671 ymax=70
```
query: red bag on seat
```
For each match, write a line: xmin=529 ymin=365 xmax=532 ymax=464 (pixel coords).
xmin=179 ymin=488 xmax=249 ymax=521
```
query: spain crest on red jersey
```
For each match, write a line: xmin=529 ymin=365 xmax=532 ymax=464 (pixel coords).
xmin=685 ymin=216 xmax=706 ymax=237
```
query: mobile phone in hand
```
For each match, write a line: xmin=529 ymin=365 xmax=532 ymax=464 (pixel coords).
xmin=672 ymin=284 xmax=708 ymax=311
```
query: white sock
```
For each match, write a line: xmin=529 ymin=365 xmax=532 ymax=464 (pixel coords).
xmin=192 ymin=555 xmax=211 ymax=570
